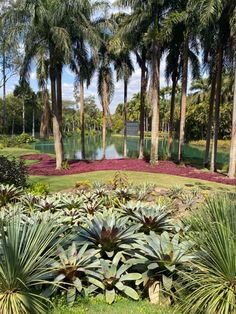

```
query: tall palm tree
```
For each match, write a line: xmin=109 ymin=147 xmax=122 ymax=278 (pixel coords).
xmin=114 ymin=50 xmax=134 ymax=158
xmin=228 ymin=13 xmax=236 ymax=178
xmin=165 ymin=28 xmax=181 ymax=159
xmin=118 ymin=0 xmax=173 ymax=165
xmin=174 ymin=2 xmax=200 ymax=163
xmin=192 ymin=0 xmax=234 ymax=172
xmin=97 ymin=17 xmax=114 ymax=159
xmin=114 ymin=8 xmax=149 ymax=160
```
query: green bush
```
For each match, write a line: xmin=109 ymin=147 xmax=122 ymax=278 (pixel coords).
xmin=0 ymin=155 xmax=28 ymax=187
xmin=180 ymin=196 xmax=236 ymax=314
xmin=27 ymin=183 xmax=50 ymax=196
xmin=0 ymin=133 xmax=35 ymax=147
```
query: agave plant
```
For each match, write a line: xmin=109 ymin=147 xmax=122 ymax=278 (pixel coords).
xmin=167 ymin=186 xmax=184 ymax=199
xmin=0 ymin=184 xmax=23 ymax=207
xmin=114 ymin=187 xmax=134 ymax=203
xmin=0 ymin=213 xmax=65 ymax=314
xmin=134 ymin=184 xmax=156 ymax=201
xmin=19 ymin=193 xmax=41 ymax=212
xmin=57 ymin=194 xmax=83 ymax=210
xmin=90 ymin=253 xmax=141 ymax=304
xmin=78 ymin=212 xmax=140 ymax=258
xmin=80 ymin=198 xmax=105 ymax=216
xmin=50 ymin=243 xmax=101 ymax=305
xmin=123 ymin=202 xmax=173 ymax=234
xmin=180 ymin=196 xmax=236 ymax=314
xmin=131 ymin=231 xmax=193 ymax=304
xmin=36 ymin=196 xmax=61 ymax=212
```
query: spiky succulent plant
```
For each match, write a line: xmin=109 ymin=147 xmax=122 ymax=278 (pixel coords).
xmin=51 ymin=243 xmax=101 ymax=305
xmin=77 ymin=212 xmax=140 ymax=258
xmin=90 ymin=253 xmax=141 ymax=304
xmin=131 ymin=231 xmax=193 ymax=301
xmin=0 ymin=184 xmax=23 ymax=207
xmin=122 ymin=202 xmax=173 ymax=234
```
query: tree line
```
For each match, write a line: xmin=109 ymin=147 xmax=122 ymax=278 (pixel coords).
xmin=0 ymin=0 xmax=235 ymax=178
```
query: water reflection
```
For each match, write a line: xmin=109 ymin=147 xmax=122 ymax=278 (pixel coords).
xmin=32 ymin=135 xmax=229 ymax=166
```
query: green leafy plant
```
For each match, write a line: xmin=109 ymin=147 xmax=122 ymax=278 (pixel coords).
xmin=75 ymin=180 xmax=92 ymax=191
xmin=61 ymin=160 xmax=70 ymax=170
xmin=115 ymin=188 xmax=134 ymax=202
xmin=27 ymin=183 xmax=49 ymax=196
xmin=0 ymin=184 xmax=23 ymax=207
xmin=112 ymin=171 xmax=129 ymax=189
xmin=180 ymin=196 xmax=236 ymax=314
xmin=123 ymin=203 xmax=173 ymax=234
xmin=0 ymin=213 xmax=65 ymax=314
xmin=131 ymin=231 xmax=193 ymax=304
xmin=51 ymin=243 xmax=101 ymax=305
xmin=78 ymin=212 xmax=140 ymax=258
xmin=91 ymin=253 xmax=141 ymax=304
xmin=0 ymin=156 xmax=28 ymax=187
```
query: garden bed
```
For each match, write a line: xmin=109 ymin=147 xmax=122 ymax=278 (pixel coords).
xmin=22 ymin=154 xmax=236 ymax=185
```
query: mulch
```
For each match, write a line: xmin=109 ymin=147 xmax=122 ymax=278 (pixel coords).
xmin=22 ymin=154 xmax=236 ymax=186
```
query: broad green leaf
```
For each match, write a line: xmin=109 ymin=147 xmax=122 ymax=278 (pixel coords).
xmin=105 ymin=289 xmax=116 ymax=304
xmin=123 ymin=286 xmax=139 ymax=300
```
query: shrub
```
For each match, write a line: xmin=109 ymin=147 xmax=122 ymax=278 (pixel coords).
xmin=0 ymin=213 xmax=65 ymax=314
xmin=180 ymin=196 xmax=236 ymax=314
xmin=0 ymin=133 xmax=35 ymax=147
xmin=0 ymin=155 xmax=28 ymax=187
xmin=27 ymin=183 xmax=49 ymax=196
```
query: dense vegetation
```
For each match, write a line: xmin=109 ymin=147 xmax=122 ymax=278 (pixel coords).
xmin=0 ymin=0 xmax=235 ymax=177
xmin=0 ymin=173 xmax=235 ymax=313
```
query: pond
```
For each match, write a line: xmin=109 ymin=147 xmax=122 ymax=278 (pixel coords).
xmin=31 ymin=135 xmax=229 ymax=168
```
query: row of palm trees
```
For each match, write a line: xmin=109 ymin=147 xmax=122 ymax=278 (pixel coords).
xmin=1 ymin=0 xmax=236 ymax=178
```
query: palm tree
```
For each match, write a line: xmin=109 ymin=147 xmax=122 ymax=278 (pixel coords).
xmin=192 ymin=0 xmax=234 ymax=172
xmin=165 ymin=28 xmax=181 ymax=159
xmin=228 ymin=62 xmax=236 ymax=178
xmin=114 ymin=8 xmax=149 ymax=160
xmin=118 ymin=0 xmax=174 ymax=165
xmin=114 ymin=50 xmax=134 ymax=158
xmin=97 ymin=17 xmax=114 ymax=160
xmin=71 ymin=40 xmax=95 ymax=160
xmin=175 ymin=3 xmax=200 ymax=163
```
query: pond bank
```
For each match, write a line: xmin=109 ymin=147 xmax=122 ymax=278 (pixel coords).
xmin=23 ymin=154 xmax=236 ymax=186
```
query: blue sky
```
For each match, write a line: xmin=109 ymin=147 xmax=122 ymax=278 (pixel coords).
xmin=0 ymin=0 xmax=168 ymax=114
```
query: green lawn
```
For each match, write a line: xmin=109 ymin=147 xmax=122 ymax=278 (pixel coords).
xmin=0 ymin=147 xmax=41 ymax=158
xmin=1 ymin=147 xmax=234 ymax=193
xmin=29 ymin=170 xmax=235 ymax=193
xmin=52 ymin=298 xmax=179 ymax=314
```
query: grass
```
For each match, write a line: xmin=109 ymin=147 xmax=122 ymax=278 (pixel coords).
xmin=29 ymin=170 xmax=235 ymax=193
xmin=0 ymin=147 xmax=41 ymax=158
xmin=52 ymin=297 xmax=179 ymax=314
xmin=1 ymin=147 xmax=234 ymax=193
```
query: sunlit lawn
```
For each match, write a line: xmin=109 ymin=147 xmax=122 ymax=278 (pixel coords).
xmin=51 ymin=297 xmax=180 ymax=314
xmin=29 ymin=170 xmax=235 ymax=193
xmin=1 ymin=147 xmax=234 ymax=193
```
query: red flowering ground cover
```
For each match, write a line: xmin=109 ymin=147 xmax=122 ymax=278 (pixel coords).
xmin=22 ymin=154 xmax=236 ymax=186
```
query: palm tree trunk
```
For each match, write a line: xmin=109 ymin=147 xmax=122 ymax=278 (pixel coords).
xmin=228 ymin=60 xmax=236 ymax=178
xmin=168 ymin=74 xmax=177 ymax=159
xmin=32 ymin=108 xmax=35 ymax=138
xmin=139 ymin=58 xmax=148 ymax=159
xmin=2 ymin=51 xmax=7 ymax=133
xmin=150 ymin=42 xmax=160 ymax=165
xmin=22 ymin=101 xmax=25 ymax=133
xmin=102 ymin=77 xmax=108 ymax=160
xmin=123 ymin=79 xmax=128 ymax=158
xmin=80 ymin=79 xmax=85 ymax=159
xmin=178 ymin=39 xmax=188 ymax=163
xmin=50 ymin=59 xmax=63 ymax=170
xmin=40 ymin=88 xmax=50 ymax=138
xmin=210 ymin=45 xmax=223 ymax=172
xmin=204 ymin=69 xmax=216 ymax=166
